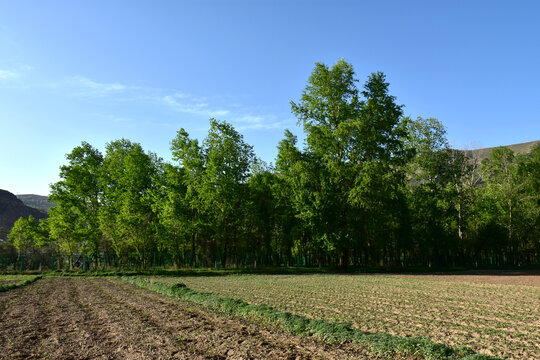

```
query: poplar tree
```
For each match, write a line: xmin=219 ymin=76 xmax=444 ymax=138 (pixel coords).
xmin=200 ymin=119 xmax=254 ymax=266
xmin=48 ymin=142 xmax=103 ymax=263
xmin=170 ymin=128 xmax=206 ymax=265
xmin=99 ymin=139 xmax=161 ymax=264
xmin=290 ymin=59 xmax=409 ymax=266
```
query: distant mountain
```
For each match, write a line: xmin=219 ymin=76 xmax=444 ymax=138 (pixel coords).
xmin=17 ymin=194 xmax=56 ymax=214
xmin=0 ymin=189 xmax=48 ymax=235
xmin=463 ymin=140 xmax=540 ymax=162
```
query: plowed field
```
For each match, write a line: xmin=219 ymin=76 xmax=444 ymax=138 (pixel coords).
xmin=0 ymin=278 xmax=371 ymax=360
xmin=150 ymin=273 xmax=540 ymax=359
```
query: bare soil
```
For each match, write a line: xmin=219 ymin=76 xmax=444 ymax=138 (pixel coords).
xmin=0 ymin=279 xmax=19 ymax=285
xmin=155 ymin=274 xmax=540 ymax=359
xmin=0 ymin=278 xmax=374 ymax=360
xmin=396 ymin=272 xmax=540 ymax=287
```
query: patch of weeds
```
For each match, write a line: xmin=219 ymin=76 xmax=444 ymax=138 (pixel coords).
xmin=170 ymin=283 xmax=187 ymax=290
xmin=0 ymin=275 xmax=42 ymax=292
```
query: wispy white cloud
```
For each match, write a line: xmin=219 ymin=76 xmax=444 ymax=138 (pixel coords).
xmin=110 ymin=116 xmax=131 ymax=123
xmin=234 ymin=115 xmax=266 ymax=124
xmin=74 ymin=76 xmax=127 ymax=92
xmin=22 ymin=71 xmax=292 ymax=132
xmin=0 ymin=65 xmax=33 ymax=80
xmin=0 ymin=69 xmax=18 ymax=79
xmin=102 ymin=114 xmax=132 ymax=124
xmin=62 ymin=76 xmax=129 ymax=97
xmin=159 ymin=93 xmax=292 ymax=130
xmin=161 ymin=92 xmax=230 ymax=118
xmin=233 ymin=115 xmax=292 ymax=131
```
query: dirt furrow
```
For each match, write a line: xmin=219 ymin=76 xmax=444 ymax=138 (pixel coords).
xmin=77 ymin=278 xmax=209 ymax=359
xmin=0 ymin=278 xmax=373 ymax=360
xmin=0 ymin=278 xmax=54 ymax=358
xmin=0 ymin=277 xmax=116 ymax=359
xmin=90 ymin=277 xmax=371 ymax=359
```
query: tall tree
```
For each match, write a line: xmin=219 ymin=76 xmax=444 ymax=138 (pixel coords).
xmin=49 ymin=142 xmax=103 ymax=261
xmin=200 ymin=119 xmax=254 ymax=266
xmin=8 ymin=215 xmax=40 ymax=257
xmin=170 ymin=128 xmax=207 ymax=266
xmin=245 ymin=161 xmax=276 ymax=261
xmin=99 ymin=139 xmax=162 ymax=264
xmin=170 ymin=120 xmax=255 ymax=267
xmin=150 ymin=163 xmax=189 ymax=268
xmin=290 ymin=59 xmax=409 ymax=266
xmin=290 ymin=59 xmax=361 ymax=266
xmin=519 ymin=147 xmax=540 ymax=255
xmin=349 ymin=71 xmax=410 ymax=265
xmin=274 ymin=130 xmax=304 ymax=262
xmin=481 ymin=147 xmax=531 ymax=263
xmin=402 ymin=117 xmax=455 ymax=263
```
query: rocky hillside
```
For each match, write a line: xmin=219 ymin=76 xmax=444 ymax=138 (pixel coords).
xmin=463 ymin=140 xmax=540 ymax=162
xmin=17 ymin=194 xmax=56 ymax=214
xmin=0 ymin=189 xmax=48 ymax=234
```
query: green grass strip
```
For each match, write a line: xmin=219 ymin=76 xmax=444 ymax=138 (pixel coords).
xmin=122 ymin=277 xmax=502 ymax=360
xmin=0 ymin=275 xmax=43 ymax=292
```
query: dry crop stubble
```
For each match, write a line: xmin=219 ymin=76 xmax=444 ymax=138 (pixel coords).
xmin=150 ymin=273 xmax=540 ymax=359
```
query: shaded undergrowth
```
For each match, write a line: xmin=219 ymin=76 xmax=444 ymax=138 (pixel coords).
xmin=0 ymin=275 xmax=42 ymax=292
xmin=123 ymin=276 xmax=502 ymax=360
xmin=5 ymin=265 xmax=540 ymax=277
xmin=38 ymin=266 xmax=328 ymax=277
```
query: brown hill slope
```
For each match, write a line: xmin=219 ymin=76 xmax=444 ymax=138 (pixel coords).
xmin=0 ymin=189 xmax=47 ymax=234
xmin=463 ymin=140 xmax=540 ymax=162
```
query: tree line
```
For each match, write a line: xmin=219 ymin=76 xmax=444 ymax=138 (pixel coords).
xmin=6 ymin=59 xmax=540 ymax=269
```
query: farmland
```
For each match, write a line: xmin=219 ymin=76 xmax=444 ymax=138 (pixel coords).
xmin=1 ymin=273 xmax=536 ymax=359
xmin=0 ymin=274 xmax=41 ymax=292
xmin=149 ymin=273 xmax=540 ymax=360
xmin=0 ymin=277 xmax=372 ymax=359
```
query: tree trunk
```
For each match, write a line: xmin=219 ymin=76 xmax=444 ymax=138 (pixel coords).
xmin=339 ymin=247 xmax=349 ymax=268
xmin=190 ymin=231 xmax=195 ymax=267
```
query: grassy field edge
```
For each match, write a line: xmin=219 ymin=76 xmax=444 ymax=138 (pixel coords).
xmin=0 ymin=275 xmax=43 ymax=292
xmin=122 ymin=276 xmax=501 ymax=360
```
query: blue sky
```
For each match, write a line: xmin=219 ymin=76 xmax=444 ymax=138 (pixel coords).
xmin=1 ymin=1 xmax=540 ymax=195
